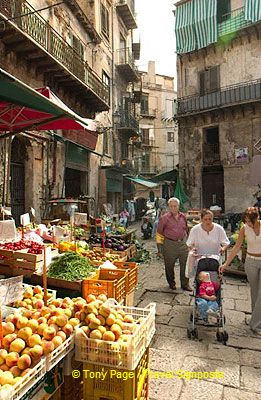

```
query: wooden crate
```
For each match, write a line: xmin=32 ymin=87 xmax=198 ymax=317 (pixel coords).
xmin=113 ymin=261 xmax=138 ymax=293
xmin=31 ymin=274 xmax=83 ymax=292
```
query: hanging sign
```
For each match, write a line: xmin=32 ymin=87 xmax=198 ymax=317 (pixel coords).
xmin=20 ymin=213 xmax=30 ymax=227
xmin=0 ymin=220 xmax=17 ymax=241
xmin=0 ymin=276 xmax=23 ymax=306
xmin=74 ymin=213 xmax=88 ymax=226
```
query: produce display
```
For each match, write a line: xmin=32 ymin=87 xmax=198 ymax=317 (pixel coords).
xmin=77 ymin=294 xmax=143 ymax=342
xmin=83 ymin=248 xmax=122 ymax=264
xmin=47 ymin=252 xmax=96 ymax=281
xmin=57 ymin=240 xmax=89 ymax=253
xmin=0 ymin=295 xmax=88 ymax=394
xmin=89 ymin=234 xmax=130 ymax=252
xmin=0 ymin=240 xmax=43 ymax=254
xmin=13 ymin=286 xmax=54 ymax=310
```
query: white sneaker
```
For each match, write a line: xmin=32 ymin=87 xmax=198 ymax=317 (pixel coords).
xmin=207 ymin=309 xmax=219 ymax=317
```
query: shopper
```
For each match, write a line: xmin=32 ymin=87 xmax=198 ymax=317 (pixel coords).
xmin=187 ymin=209 xmax=230 ymax=262
xmin=157 ymin=197 xmax=192 ymax=291
xmin=220 ymin=207 xmax=261 ymax=336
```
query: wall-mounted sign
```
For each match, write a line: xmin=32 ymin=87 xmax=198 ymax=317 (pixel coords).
xmin=235 ymin=147 xmax=248 ymax=164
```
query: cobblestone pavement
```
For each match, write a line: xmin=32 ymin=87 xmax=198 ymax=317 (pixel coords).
xmin=132 ymin=226 xmax=261 ymax=400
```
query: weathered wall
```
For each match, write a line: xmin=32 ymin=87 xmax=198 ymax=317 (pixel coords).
xmin=179 ymin=103 xmax=261 ymax=213
xmin=178 ymin=31 xmax=261 ymax=98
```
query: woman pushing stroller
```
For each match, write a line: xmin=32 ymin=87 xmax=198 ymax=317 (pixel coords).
xmin=187 ymin=209 xmax=230 ymax=327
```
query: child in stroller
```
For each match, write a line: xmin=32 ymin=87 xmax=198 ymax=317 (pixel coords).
xmin=187 ymin=257 xmax=229 ymax=345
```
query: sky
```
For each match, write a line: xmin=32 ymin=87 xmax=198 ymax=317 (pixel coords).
xmin=135 ymin=0 xmax=177 ymax=78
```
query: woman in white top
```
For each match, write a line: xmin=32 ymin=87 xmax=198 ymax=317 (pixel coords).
xmin=220 ymin=207 xmax=261 ymax=336
xmin=187 ymin=209 xmax=230 ymax=261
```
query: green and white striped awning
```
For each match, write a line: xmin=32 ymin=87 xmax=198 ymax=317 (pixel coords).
xmin=245 ymin=0 xmax=261 ymax=22
xmin=175 ymin=0 xmax=217 ymax=54
xmin=175 ymin=1 xmax=196 ymax=53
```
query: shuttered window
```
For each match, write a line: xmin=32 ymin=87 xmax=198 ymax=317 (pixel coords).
xmin=199 ymin=66 xmax=220 ymax=95
xmin=141 ymin=94 xmax=149 ymax=114
xmin=217 ymin=0 xmax=231 ymax=22
xmin=101 ymin=4 xmax=110 ymax=38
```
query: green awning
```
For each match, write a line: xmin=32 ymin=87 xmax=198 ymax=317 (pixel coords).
xmin=125 ymin=177 xmax=159 ymax=188
xmin=175 ymin=0 xmax=217 ymax=54
xmin=245 ymin=0 xmax=261 ymax=22
xmin=151 ymin=169 xmax=178 ymax=183
xmin=194 ymin=0 xmax=217 ymax=49
xmin=175 ymin=1 xmax=196 ymax=53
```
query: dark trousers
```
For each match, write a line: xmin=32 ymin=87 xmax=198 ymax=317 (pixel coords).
xmin=163 ymin=238 xmax=189 ymax=288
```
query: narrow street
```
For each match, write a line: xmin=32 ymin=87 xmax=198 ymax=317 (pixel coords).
xmin=133 ymin=225 xmax=261 ymax=400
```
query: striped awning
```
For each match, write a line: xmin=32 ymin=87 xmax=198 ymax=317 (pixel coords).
xmin=194 ymin=0 xmax=217 ymax=49
xmin=175 ymin=0 xmax=217 ymax=54
xmin=245 ymin=0 xmax=261 ymax=22
xmin=175 ymin=1 xmax=196 ymax=54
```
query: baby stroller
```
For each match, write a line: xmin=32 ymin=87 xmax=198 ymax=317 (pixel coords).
xmin=187 ymin=256 xmax=229 ymax=345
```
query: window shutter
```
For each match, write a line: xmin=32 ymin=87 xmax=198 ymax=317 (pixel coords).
xmin=199 ymin=71 xmax=206 ymax=95
xmin=209 ymin=66 xmax=220 ymax=92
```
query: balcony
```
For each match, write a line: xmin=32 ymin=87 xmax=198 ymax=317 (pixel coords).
xmin=203 ymin=143 xmax=220 ymax=166
xmin=218 ymin=6 xmax=255 ymax=38
xmin=116 ymin=47 xmax=139 ymax=82
xmin=176 ymin=79 xmax=261 ymax=117
xmin=117 ymin=108 xmax=139 ymax=137
xmin=0 ymin=0 xmax=109 ymax=112
xmin=116 ymin=0 xmax=137 ymax=30
xmin=140 ymin=108 xmax=157 ymax=118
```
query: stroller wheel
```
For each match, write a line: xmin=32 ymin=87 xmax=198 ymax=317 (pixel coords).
xmin=187 ymin=328 xmax=192 ymax=339
xmin=216 ymin=331 xmax=222 ymax=342
xmin=222 ymin=331 xmax=229 ymax=345
xmin=192 ymin=328 xmax=198 ymax=340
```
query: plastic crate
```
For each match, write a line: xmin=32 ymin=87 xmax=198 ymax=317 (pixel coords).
xmin=46 ymin=333 xmax=75 ymax=371
xmin=0 ymin=358 xmax=46 ymax=400
xmin=113 ymin=261 xmax=138 ymax=293
xmin=82 ymin=269 xmax=127 ymax=304
xmin=75 ymin=302 xmax=156 ymax=370
xmin=83 ymin=347 xmax=149 ymax=400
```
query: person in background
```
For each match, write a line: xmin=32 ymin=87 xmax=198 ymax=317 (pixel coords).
xmin=119 ymin=209 xmax=129 ymax=228
xmin=254 ymin=196 xmax=261 ymax=217
xmin=157 ymin=197 xmax=192 ymax=291
xmin=220 ymin=207 xmax=261 ymax=336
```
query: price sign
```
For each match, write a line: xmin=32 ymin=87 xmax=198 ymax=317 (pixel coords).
xmin=0 ymin=276 xmax=23 ymax=306
xmin=20 ymin=213 xmax=30 ymax=227
xmin=74 ymin=213 xmax=88 ymax=226
xmin=0 ymin=220 xmax=17 ymax=241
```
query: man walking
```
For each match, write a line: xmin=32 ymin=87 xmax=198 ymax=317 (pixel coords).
xmin=157 ymin=197 xmax=192 ymax=291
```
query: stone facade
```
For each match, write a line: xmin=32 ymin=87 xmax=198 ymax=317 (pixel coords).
xmin=134 ymin=61 xmax=178 ymax=177
xmin=176 ymin=2 xmax=261 ymax=213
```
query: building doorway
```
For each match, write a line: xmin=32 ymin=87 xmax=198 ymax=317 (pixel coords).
xmin=202 ymin=166 xmax=224 ymax=211
xmin=65 ymin=168 xmax=87 ymax=198
xmin=10 ymin=137 xmax=26 ymax=225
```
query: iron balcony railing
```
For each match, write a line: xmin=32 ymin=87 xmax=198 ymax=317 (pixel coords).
xmin=118 ymin=108 xmax=139 ymax=132
xmin=0 ymin=0 xmax=109 ymax=105
xmin=218 ymin=6 xmax=253 ymax=37
xmin=116 ymin=47 xmax=137 ymax=71
xmin=176 ymin=79 xmax=261 ymax=116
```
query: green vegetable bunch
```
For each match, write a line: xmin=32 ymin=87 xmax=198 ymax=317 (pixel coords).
xmin=48 ymin=252 xmax=96 ymax=281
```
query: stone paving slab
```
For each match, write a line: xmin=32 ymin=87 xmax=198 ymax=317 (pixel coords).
xmin=240 ymin=366 xmax=261 ymax=393
xmin=179 ymin=380 xmax=224 ymax=400
xmin=235 ymin=299 xmax=252 ymax=313
xmin=240 ymin=349 xmax=261 ymax=368
xmin=224 ymin=310 xmax=246 ymax=326
xmin=149 ymin=375 xmax=183 ymax=400
xmin=222 ymin=297 xmax=235 ymax=310
xmin=223 ymin=387 xmax=261 ymax=399
xmin=207 ymin=343 xmax=240 ymax=363
xmin=181 ymin=356 xmax=240 ymax=388
xmin=150 ymin=348 xmax=185 ymax=371
xmin=228 ymin=335 xmax=261 ymax=351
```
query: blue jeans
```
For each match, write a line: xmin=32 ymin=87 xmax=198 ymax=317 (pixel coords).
xmin=196 ymin=297 xmax=219 ymax=321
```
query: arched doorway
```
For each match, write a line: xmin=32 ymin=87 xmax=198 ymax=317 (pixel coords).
xmin=10 ymin=137 xmax=26 ymax=225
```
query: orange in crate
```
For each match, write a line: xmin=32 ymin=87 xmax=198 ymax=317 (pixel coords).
xmin=113 ymin=261 xmax=138 ymax=294
xmin=83 ymin=348 xmax=149 ymax=400
xmin=82 ymin=269 xmax=127 ymax=304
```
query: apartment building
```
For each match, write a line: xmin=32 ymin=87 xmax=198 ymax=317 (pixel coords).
xmin=0 ymin=0 xmax=140 ymax=221
xmin=134 ymin=61 xmax=178 ymax=178
xmin=174 ymin=0 xmax=261 ymax=212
